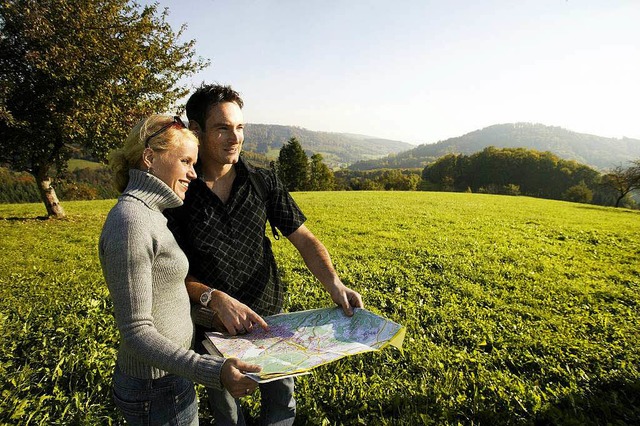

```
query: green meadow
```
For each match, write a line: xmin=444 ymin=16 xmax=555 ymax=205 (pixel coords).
xmin=1 ymin=192 xmax=639 ymax=425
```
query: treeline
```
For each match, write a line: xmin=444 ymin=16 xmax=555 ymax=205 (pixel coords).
xmin=0 ymin=166 xmax=118 ymax=204
xmin=421 ymin=147 xmax=625 ymax=206
xmin=273 ymin=137 xmax=423 ymax=192
xmin=1 ymin=145 xmax=637 ymax=208
xmin=0 ymin=168 xmax=40 ymax=203
xmin=334 ymin=169 xmax=422 ymax=191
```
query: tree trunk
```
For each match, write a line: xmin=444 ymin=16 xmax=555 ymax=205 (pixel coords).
xmin=35 ymin=168 xmax=66 ymax=218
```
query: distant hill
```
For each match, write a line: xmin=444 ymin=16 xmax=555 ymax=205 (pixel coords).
xmin=64 ymin=124 xmax=411 ymax=171
xmin=348 ymin=123 xmax=640 ymax=171
xmin=244 ymin=124 xmax=413 ymax=168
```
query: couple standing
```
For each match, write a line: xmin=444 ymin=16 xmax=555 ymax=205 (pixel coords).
xmin=99 ymin=84 xmax=363 ymax=425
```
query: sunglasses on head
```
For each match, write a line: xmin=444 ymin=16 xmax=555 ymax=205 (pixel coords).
xmin=145 ymin=116 xmax=186 ymax=147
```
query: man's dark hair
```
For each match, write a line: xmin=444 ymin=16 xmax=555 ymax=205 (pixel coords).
xmin=185 ymin=83 xmax=244 ymax=131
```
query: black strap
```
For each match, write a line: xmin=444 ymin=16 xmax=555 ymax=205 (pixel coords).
xmin=247 ymin=166 xmax=280 ymax=240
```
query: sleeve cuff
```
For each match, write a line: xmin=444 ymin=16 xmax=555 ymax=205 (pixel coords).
xmin=196 ymin=354 xmax=225 ymax=390
xmin=191 ymin=305 xmax=218 ymax=328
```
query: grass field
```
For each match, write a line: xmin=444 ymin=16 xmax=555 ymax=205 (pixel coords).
xmin=66 ymin=159 xmax=105 ymax=171
xmin=1 ymin=192 xmax=639 ymax=425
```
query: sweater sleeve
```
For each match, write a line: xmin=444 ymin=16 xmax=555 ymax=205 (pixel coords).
xmin=99 ymin=204 xmax=225 ymax=390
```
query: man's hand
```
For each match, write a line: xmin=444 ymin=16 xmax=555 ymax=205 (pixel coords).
xmin=328 ymin=283 xmax=364 ymax=316
xmin=220 ymin=358 xmax=261 ymax=398
xmin=211 ymin=290 xmax=269 ymax=335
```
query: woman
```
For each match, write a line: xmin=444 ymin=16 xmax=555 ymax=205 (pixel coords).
xmin=99 ymin=115 xmax=260 ymax=425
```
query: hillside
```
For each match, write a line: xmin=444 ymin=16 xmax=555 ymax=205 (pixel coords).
xmin=244 ymin=124 xmax=413 ymax=168
xmin=348 ymin=123 xmax=640 ymax=171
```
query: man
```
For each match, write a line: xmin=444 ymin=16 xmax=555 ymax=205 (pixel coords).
xmin=165 ymin=84 xmax=363 ymax=426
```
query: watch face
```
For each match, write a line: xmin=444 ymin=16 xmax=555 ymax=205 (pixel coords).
xmin=200 ymin=291 xmax=211 ymax=305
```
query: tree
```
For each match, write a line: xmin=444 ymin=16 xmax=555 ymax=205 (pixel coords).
xmin=276 ymin=137 xmax=309 ymax=191
xmin=0 ymin=0 xmax=207 ymax=217
xmin=422 ymin=154 xmax=461 ymax=191
xmin=563 ymin=181 xmax=593 ymax=204
xmin=308 ymin=153 xmax=334 ymax=191
xmin=369 ymin=169 xmax=416 ymax=191
xmin=602 ymin=160 xmax=640 ymax=207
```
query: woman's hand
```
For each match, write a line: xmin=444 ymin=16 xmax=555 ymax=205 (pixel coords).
xmin=220 ymin=358 xmax=262 ymax=398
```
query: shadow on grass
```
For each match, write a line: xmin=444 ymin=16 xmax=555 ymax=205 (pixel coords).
xmin=574 ymin=205 xmax=640 ymax=215
xmin=0 ymin=215 xmax=49 ymax=221
xmin=535 ymin=378 xmax=640 ymax=426
xmin=335 ymin=378 xmax=640 ymax=425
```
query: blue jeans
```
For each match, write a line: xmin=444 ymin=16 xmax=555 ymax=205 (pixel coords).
xmin=112 ymin=365 xmax=198 ymax=426
xmin=208 ymin=377 xmax=296 ymax=426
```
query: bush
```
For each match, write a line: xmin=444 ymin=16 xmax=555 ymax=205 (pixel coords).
xmin=564 ymin=182 xmax=594 ymax=204
xmin=59 ymin=183 xmax=99 ymax=201
xmin=0 ymin=165 xmax=118 ymax=204
xmin=0 ymin=167 xmax=40 ymax=203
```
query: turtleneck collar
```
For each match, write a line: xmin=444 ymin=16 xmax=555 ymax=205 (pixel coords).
xmin=121 ymin=169 xmax=183 ymax=212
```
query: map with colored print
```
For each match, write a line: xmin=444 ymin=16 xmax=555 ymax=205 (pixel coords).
xmin=204 ymin=307 xmax=406 ymax=383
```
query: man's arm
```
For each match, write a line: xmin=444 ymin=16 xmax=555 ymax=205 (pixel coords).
xmin=185 ymin=275 xmax=269 ymax=336
xmin=286 ymin=224 xmax=363 ymax=316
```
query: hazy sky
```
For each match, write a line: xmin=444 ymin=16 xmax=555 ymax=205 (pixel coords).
xmin=140 ymin=0 xmax=640 ymax=145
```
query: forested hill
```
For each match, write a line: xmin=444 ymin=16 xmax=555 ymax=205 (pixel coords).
xmin=243 ymin=124 xmax=413 ymax=168
xmin=348 ymin=123 xmax=640 ymax=171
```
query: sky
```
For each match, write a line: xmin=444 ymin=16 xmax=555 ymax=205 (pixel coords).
xmin=140 ymin=0 xmax=640 ymax=145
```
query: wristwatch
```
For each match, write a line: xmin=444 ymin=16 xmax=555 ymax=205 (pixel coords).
xmin=199 ymin=287 xmax=216 ymax=308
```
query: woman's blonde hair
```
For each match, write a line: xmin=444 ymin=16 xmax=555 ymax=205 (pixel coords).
xmin=109 ymin=114 xmax=198 ymax=192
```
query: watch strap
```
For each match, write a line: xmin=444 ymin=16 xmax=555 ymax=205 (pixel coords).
xmin=199 ymin=287 xmax=215 ymax=307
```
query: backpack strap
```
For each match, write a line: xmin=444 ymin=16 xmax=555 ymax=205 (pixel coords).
xmin=246 ymin=162 xmax=280 ymax=240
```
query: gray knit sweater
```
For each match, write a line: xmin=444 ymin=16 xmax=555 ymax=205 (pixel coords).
xmin=99 ymin=169 xmax=224 ymax=390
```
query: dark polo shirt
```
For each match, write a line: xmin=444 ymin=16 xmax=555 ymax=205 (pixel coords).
xmin=165 ymin=158 xmax=306 ymax=316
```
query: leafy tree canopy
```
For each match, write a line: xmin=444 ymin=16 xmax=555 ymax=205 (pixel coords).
xmin=0 ymin=0 xmax=208 ymax=216
xmin=422 ymin=146 xmax=607 ymax=203
xmin=277 ymin=137 xmax=309 ymax=191
xmin=602 ymin=160 xmax=640 ymax=207
xmin=308 ymin=153 xmax=335 ymax=191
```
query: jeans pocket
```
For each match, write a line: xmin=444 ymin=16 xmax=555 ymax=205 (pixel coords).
xmin=173 ymin=379 xmax=198 ymax=425
xmin=113 ymin=389 xmax=151 ymax=426
xmin=175 ymin=380 xmax=195 ymax=404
